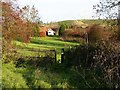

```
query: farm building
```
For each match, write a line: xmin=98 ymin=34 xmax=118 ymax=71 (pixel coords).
xmin=40 ymin=26 xmax=48 ymax=37
xmin=47 ymin=29 xmax=55 ymax=35
xmin=40 ymin=25 xmax=55 ymax=37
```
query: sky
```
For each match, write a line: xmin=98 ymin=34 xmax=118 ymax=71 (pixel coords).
xmin=18 ymin=0 xmax=100 ymax=23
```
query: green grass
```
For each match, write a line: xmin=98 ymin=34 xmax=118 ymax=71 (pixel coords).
xmin=3 ymin=36 xmax=103 ymax=88
xmin=2 ymin=63 xmax=88 ymax=88
xmin=31 ymin=37 xmax=79 ymax=46
xmin=12 ymin=36 xmax=80 ymax=60
xmin=2 ymin=63 xmax=28 ymax=88
xmin=30 ymin=37 xmax=79 ymax=52
xmin=14 ymin=37 xmax=79 ymax=49
xmin=2 ymin=36 xmax=88 ymax=88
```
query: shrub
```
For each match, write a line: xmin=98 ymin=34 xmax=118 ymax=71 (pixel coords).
xmin=64 ymin=44 xmax=96 ymax=68
xmin=91 ymin=41 xmax=120 ymax=88
xmin=63 ymin=40 xmax=120 ymax=88
xmin=59 ymin=24 xmax=65 ymax=36
xmin=116 ymin=25 xmax=120 ymax=41
xmin=61 ymin=29 xmax=85 ymax=43
xmin=87 ymin=24 xmax=105 ymax=43
xmin=33 ymin=25 xmax=40 ymax=37
xmin=2 ymin=40 xmax=20 ymax=63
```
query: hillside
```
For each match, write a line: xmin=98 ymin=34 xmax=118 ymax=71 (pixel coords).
xmin=80 ymin=19 xmax=106 ymax=25
xmin=57 ymin=19 xmax=106 ymax=26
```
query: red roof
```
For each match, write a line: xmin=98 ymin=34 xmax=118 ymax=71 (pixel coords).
xmin=40 ymin=26 xmax=48 ymax=32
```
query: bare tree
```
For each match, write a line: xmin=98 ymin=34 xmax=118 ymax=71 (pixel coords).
xmin=20 ymin=5 xmax=41 ymax=23
xmin=93 ymin=0 xmax=119 ymax=19
xmin=93 ymin=0 xmax=120 ymax=40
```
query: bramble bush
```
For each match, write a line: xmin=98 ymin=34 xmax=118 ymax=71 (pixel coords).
xmin=91 ymin=41 xmax=120 ymax=88
xmin=63 ymin=40 xmax=120 ymax=88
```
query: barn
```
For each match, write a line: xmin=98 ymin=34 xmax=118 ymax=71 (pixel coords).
xmin=40 ymin=26 xmax=55 ymax=37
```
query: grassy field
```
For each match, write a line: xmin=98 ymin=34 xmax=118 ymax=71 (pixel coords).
xmin=30 ymin=36 xmax=79 ymax=50
xmin=14 ymin=36 xmax=79 ymax=49
xmin=3 ymin=36 xmax=85 ymax=88
xmin=13 ymin=36 xmax=80 ymax=60
xmin=2 ymin=36 xmax=84 ymax=89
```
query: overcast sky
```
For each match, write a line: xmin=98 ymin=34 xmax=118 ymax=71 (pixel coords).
xmin=18 ymin=0 xmax=100 ymax=23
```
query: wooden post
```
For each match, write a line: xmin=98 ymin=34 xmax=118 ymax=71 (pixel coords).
xmin=61 ymin=48 xmax=64 ymax=63
xmin=54 ymin=50 xmax=57 ymax=63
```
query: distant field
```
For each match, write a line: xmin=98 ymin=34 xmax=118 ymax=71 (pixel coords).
xmin=13 ymin=36 xmax=80 ymax=60
xmin=80 ymin=19 xmax=106 ymax=25
xmin=58 ymin=19 xmax=107 ymax=26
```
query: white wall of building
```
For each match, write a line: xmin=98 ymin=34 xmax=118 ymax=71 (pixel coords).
xmin=47 ymin=29 xmax=55 ymax=35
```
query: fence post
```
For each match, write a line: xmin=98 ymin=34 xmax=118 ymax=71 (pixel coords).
xmin=61 ymin=48 xmax=64 ymax=63
xmin=54 ymin=50 xmax=57 ymax=63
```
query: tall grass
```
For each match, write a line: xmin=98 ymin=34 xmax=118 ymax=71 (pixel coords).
xmin=2 ymin=61 xmax=89 ymax=89
xmin=2 ymin=63 xmax=28 ymax=88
